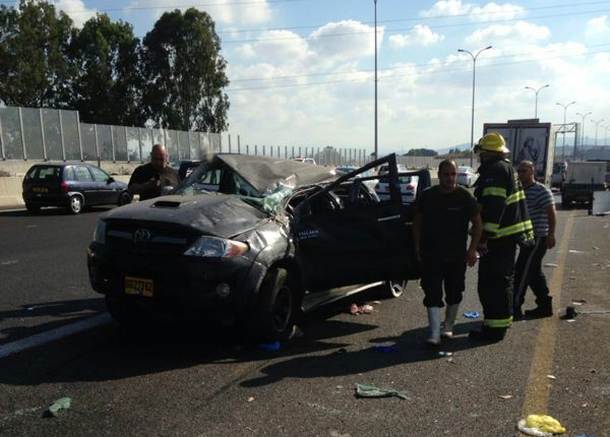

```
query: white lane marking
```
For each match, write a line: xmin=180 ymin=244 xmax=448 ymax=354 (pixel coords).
xmin=1 ymin=260 xmax=19 ymax=266
xmin=0 ymin=313 xmax=112 ymax=359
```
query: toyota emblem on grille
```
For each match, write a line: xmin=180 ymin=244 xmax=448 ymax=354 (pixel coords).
xmin=133 ymin=228 xmax=152 ymax=243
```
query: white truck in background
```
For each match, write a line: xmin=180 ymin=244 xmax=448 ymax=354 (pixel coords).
xmin=561 ymin=161 xmax=607 ymax=207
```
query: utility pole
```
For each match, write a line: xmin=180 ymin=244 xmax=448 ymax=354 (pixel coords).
xmin=458 ymin=45 xmax=493 ymax=167
xmin=556 ymin=101 xmax=576 ymax=160
xmin=374 ymin=0 xmax=378 ymax=161
xmin=524 ymin=84 xmax=549 ymax=119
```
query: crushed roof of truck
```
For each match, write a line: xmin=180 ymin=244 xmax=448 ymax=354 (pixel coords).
xmin=216 ymin=154 xmax=336 ymax=194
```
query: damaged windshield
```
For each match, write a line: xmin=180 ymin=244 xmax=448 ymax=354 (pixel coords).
xmin=174 ymin=161 xmax=294 ymax=215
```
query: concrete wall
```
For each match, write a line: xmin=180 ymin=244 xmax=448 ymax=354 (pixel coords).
xmin=0 ymin=160 xmax=140 ymax=177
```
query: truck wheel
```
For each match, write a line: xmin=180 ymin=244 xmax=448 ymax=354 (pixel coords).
xmin=252 ymin=268 xmax=300 ymax=341
xmin=385 ymin=279 xmax=407 ymax=298
xmin=68 ymin=195 xmax=84 ymax=214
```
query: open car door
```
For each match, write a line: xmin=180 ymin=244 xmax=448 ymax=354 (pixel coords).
xmin=293 ymin=154 xmax=429 ymax=291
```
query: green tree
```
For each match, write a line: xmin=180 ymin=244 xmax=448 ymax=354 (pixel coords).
xmin=0 ymin=0 xmax=74 ymax=107
xmin=142 ymin=8 xmax=229 ymax=132
xmin=405 ymin=148 xmax=438 ymax=157
xmin=69 ymin=14 xmax=144 ymax=125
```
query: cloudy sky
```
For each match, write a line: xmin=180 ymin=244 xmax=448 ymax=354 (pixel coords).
xmin=7 ymin=0 xmax=610 ymax=153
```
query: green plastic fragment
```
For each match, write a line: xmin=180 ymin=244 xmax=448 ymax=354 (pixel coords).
xmin=355 ymin=383 xmax=410 ymax=400
xmin=46 ymin=397 xmax=71 ymax=417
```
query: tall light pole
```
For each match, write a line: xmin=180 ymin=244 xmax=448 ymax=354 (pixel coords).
xmin=592 ymin=118 xmax=605 ymax=146
xmin=575 ymin=111 xmax=592 ymax=159
xmin=458 ymin=45 xmax=493 ymax=167
xmin=603 ymin=125 xmax=610 ymax=147
xmin=556 ymin=101 xmax=576 ymax=160
xmin=373 ymin=0 xmax=378 ymax=161
xmin=524 ymin=84 xmax=549 ymax=119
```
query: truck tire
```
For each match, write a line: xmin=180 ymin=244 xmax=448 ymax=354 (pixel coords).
xmin=251 ymin=267 xmax=300 ymax=341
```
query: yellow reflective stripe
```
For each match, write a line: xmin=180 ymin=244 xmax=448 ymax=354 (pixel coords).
xmin=506 ymin=190 xmax=526 ymax=205
xmin=482 ymin=187 xmax=507 ymax=198
xmin=484 ymin=316 xmax=513 ymax=328
xmin=491 ymin=220 xmax=534 ymax=238
xmin=484 ymin=222 xmax=499 ymax=233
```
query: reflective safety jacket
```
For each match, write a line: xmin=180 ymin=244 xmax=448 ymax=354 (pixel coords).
xmin=475 ymin=157 xmax=534 ymax=241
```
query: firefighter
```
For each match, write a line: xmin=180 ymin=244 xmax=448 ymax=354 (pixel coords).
xmin=470 ymin=132 xmax=534 ymax=342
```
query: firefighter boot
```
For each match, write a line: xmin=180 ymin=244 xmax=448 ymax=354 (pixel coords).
xmin=525 ymin=296 xmax=553 ymax=319
xmin=441 ymin=304 xmax=460 ymax=339
xmin=426 ymin=307 xmax=442 ymax=346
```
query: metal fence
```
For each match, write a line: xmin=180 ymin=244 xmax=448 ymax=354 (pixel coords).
xmin=0 ymin=106 xmax=369 ymax=167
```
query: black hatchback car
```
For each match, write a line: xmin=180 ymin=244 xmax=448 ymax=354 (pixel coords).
xmin=23 ymin=163 xmax=132 ymax=214
xmin=87 ymin=154 xmax=430 ymax=339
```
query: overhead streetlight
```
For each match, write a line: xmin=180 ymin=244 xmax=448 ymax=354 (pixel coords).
xmin=458 ymin=45 xmax=493 ymax=167
xmin=592 ymin=118 xmax=605 ymax=146
xmin=524 ymin=84 xmax=549 ymax=119
xmin=603 ymin=125 xmax=610 ymax=147
xmin=556 ymin=101 xmax=576 ymax=160
xmin=373 ymin=0 xmax=378 ymax=161
xmin=575 ymin=111 xmax=592 ymax=159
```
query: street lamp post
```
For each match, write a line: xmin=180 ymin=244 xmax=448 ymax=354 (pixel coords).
xmin=524 ymin=84 xmax=549 ymax=119
xmin=373 ymin=0 xmax=378 ymax=161
xmin=575 ymin=111 xmax=592 ymax=159
xmin=592 ymin=118 xmax=605 ymax=146
xmin=604 ymin=125 xmax=610 ymax=147
xmin=458 ymin=45 xmax=493 ymax=168
xmin=556 ymin=101 xmax=576 ymax=160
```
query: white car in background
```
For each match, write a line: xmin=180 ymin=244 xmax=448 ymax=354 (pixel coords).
xmin=375 ymin=174 xmax=420 ymax=205
xmin=293 ymin=157 xmax=316 ymax=165
xmin=457 ymin=166 xmax=477 ymax=187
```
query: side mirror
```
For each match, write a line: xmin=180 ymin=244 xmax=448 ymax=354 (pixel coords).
xmin=161 ymin=186 xmax=175 ymax=196
xmin=106 ymin=177 xmax=115 ymax=184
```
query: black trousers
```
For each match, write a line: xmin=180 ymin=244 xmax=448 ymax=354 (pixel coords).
xmin=513 ymin=237 xmax=551 ymax=310
xmin=478 ymin=238 xmax=516 ymax=330
xmin=421 ymin=258 xmax=467 ymax=308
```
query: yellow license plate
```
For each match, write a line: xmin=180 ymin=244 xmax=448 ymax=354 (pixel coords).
xmin=124 ymin=276 xmax=154 ymax=297
xmin=32 ymin=187 xmax=48 ymax=193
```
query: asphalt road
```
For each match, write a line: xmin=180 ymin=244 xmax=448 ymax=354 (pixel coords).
xmin=0 ymin=205 xmax=609 ymax=437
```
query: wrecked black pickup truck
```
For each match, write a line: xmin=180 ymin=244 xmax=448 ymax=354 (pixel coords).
xmin=87 ymin=153 xmax=431 ymax=339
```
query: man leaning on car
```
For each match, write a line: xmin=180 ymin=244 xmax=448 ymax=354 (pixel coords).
xmin=128 ymin=145 xmax=180 ymax=200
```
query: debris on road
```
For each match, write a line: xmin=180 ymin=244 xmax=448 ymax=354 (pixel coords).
xmin=517 ymin=414 xmax=566 ymax=436
xmin=247 ymin=396 xmax=255 ymax=403
xmin=257 ymin=341 xmax=281 ymax=352
xmin=349 ymin=303 xmax=374 ymax=315
xmin=498 ymin=394 xmax=513 ymax=400
xmin=569 ymin=250 xmax=585 ymax=254
xmin=572 ymin=299 xmax=587 ymax=305
xmin=546 ymin=374 xmax=557 ymax=380
xmin=463 ymin=311 xmax=480 ymax=319
xmin=544 ymin=263 xmax=559 ymax=268
xmin=355 ymin=383 xmax=410 ymax=400
xmin=44 ymin=397 xmax=71 ymax=418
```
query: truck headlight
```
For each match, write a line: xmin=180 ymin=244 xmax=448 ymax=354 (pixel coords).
xmin=184 ymin=236 xmax=249 ymax=258
xmin=93 ymin=220 xmax=106 ymax=244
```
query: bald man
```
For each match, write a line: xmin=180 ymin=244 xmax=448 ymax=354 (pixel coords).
xmin=128 ymin=145 xmax=180 ymax=200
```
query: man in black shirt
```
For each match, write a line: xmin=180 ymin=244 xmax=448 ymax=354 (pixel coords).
xmin=128 ymin=144 xmax=180 ymax=201
xmin=413 ymin=160 xmax=482 ymax=346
